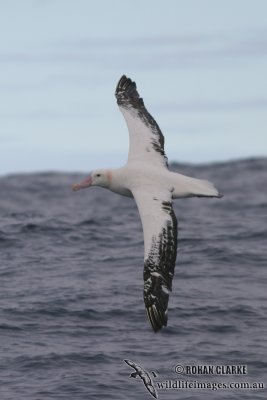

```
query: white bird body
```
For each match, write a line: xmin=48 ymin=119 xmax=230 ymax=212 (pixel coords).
xmin=95 ymin=165 xmax=219 ymax=199
xmin=72 ymin=75 xmax=222 ymax=332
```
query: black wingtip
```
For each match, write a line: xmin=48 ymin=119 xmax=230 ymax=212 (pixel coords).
xmin=116 ymin=74 xmax=134 ymax=89
xmin=146 ymin=306 xmax=167 ymax=333
xmin=115 ymin=75 xmax=139 ymax=100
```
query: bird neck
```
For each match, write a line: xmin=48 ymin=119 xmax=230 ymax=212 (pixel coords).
xmin=106 ymin=167 xmax=132 ymax=198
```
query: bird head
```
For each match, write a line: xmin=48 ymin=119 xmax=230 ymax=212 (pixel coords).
xmin=130 ymin=372 xmax=139 ymax=379
xmin=72 ymin=169 xmax=111 ymax=191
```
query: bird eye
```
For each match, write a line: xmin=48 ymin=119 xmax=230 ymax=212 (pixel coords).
xmin=96 ymin=174 xmax=101 ymax=177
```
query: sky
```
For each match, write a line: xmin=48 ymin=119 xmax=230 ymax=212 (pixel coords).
xmin=0 ymin=0 xmax=267 ymax=175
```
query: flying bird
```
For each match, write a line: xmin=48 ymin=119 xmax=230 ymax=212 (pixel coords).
xmin=124 ymin=359 xmax=158 ymax=399
xmin=72 ymin=75 xmax=222 ymax=332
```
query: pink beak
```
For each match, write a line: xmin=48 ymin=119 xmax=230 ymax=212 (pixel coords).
xmin=72 ymin=175 xmax=92 ymax=191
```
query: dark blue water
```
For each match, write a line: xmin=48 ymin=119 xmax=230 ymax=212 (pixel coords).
xmin=1 ymin=158 xmax=266 ymax=400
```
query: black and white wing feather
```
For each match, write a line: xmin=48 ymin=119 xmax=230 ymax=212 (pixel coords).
xmin=132 ymin=188 xmax=178 ymax=332
xmin=115 ymin=75 xmax=168 ymax=168
xmin=116 ymin=76 xmax=178 ymax=331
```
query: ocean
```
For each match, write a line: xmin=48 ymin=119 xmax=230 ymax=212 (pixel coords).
xmin=0 ymin=158 xmax=266 ymax=400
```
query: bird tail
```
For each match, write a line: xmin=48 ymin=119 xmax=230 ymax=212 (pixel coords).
xmin=172 ymin=173 xmax=223 ymax=198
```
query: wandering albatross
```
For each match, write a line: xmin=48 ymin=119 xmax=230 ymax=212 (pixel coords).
xmin=72 ymin=75 xmax=222 ymax=332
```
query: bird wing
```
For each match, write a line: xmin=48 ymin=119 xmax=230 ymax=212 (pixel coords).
xmin=124 ymin=359 xmax=143 ymax=374
xmin=144 ymin=382 xmax=158 ymax=399
xmin=115 ymin=75 xmax=168 ymax=168
xmin=132 ymin=187 xmax=178 ymax=332
xmin=141 ymin=374 xmax=158 ymax=399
